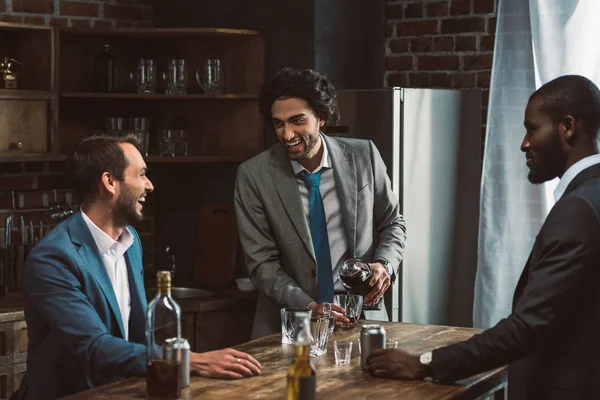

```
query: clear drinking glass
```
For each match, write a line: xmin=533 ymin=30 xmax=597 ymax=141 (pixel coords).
xmin=322 ymin=303 xmax=335 ymax=335
xmin=281 ymin=308 xmax=312 ymax=345
xmin=333 ymin=294 xmax=363 ymax=330
xmin=163 ymin=59 xmax=187 ymax=95
xmin=160 ymin=129 xmax=174 ymax=157
xmin=105 ymin=117 xmax=124 ymax=134
xmin=334 ymin=340 xmax=353 ymax=365
xmin=309 ymin=316 xmax=330 ymax=357
xmin=130 ymin=57 xmax=156 ymax=94
xmin=129 ymin=117 xmax=150 ymax=156
xmin=171 ymin=129 xmax=188 ymax=156
xmin=195 ymin=58 xmax=223 ymax=95
xmin=386 ymin=339 xmax=399 ymax=349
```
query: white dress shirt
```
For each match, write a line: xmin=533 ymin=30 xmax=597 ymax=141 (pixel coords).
xmin=291 ymin=135 xmax=349 ymax=292
xmin=554 ymin=154 xmax=600 ymax=202
xmin=81 ymin=210 xmax=133 ymax=340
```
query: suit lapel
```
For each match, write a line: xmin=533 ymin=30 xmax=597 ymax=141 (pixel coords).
xmin=563 ymin=163 xmax=600 ymax=196
xmin=125 ymin=239 xmax=146 ymax=344
xmin=270 ymin=145 xmax=315 ymax=259
xmin=68 ymin=212 xmax=126 ymax=339
xmin=324 ymin=135 xmax=357 ymax=256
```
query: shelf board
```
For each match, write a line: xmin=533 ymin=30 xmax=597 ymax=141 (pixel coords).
xmin=59 ymin=27 xmax=261 ymax=38
xmin=60 ymin=92 xmax=258 ymax=100
xmin=145 ymin=156 xmax=246 ymax=163
xmin=0 ymin=153 xmax=62 ymax=163
xmin=0 ymin=90 xmax=54 ymax=100
xmin=0 ymin=22 xmax=52 ymax=32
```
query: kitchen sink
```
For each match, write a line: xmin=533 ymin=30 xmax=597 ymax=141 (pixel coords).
xmin=145 ymin=287 xmax=214 ymax=300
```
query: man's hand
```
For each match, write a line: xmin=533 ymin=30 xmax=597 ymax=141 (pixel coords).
xmin=307 ymin=302 xmax=350 ymax=326
xmin=367 ymin=348 xmax=425 ymax=380
xmin=190 ymin=348 xmax=261 ymax=379
xmin=363 ymin=262 xmax=391 ymax=305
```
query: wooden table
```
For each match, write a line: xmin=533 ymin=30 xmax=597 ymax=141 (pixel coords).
xmin=62 ymin=321 xmax=506 ymax=399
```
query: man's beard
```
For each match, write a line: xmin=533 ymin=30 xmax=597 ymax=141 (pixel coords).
xmin=115 ymin=187 xmax=144 ymax=226
xmin=528 ymin=133 xmax=564 ymax=184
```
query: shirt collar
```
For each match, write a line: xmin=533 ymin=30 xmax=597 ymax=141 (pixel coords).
xmin=81 ymin=209 xmax=134 ymax=256
xmin=554 ymin=154 xmax=600 ymax=202
xmin=291 ymin=133 xmax=331 ymax=175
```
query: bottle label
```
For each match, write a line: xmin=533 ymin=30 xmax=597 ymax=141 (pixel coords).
xmin=299 ymin=376 xmax=316 ymax=400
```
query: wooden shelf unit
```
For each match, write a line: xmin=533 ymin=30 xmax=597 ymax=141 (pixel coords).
xmin=0 ymin=24 xmax=265 ymax=163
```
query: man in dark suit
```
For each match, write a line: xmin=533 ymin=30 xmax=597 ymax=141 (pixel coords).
xmin=367 ymin=74 xmax=600 ymax=399
xmin=234 ymin=67 xmax=407 ymax=338
xmin=17 ymin=134 xmax=260 ymax=400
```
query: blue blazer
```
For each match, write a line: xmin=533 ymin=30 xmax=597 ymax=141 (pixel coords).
xmin=18 ymin=211 xmax=148 ymax=400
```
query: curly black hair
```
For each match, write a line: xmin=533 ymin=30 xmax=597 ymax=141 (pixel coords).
xmin=258 ymin=67 xmax=340 ymax=126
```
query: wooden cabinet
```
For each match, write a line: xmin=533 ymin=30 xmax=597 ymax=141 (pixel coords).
xmin=194 ymin=299 xmax=257 ymax=353
xmin=0 ymin=23 xmax=56 ymax=161
xmin=0 ymin=24 xmax=265 ymax=163
xmin=0 ymin=317 xmax=27 ymax=400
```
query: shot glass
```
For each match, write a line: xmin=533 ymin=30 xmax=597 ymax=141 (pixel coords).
xmin=386 ymin=339 xmax=399 ymax=349
xmin=334 ymin=340 xmax=353 ymax=365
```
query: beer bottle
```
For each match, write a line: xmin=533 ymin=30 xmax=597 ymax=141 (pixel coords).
xmin=287 ymin=312 xmax=316 ymax=400
xmin=146 ymin=271 xmax=181 ymax=400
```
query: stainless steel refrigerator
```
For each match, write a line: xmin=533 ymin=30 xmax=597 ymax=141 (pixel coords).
xmin=327 ymin=88 xmax=482 ymax=327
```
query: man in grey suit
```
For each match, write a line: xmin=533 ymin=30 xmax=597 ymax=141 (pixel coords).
xmin=234 ymin=67 xmax=407 ymax=338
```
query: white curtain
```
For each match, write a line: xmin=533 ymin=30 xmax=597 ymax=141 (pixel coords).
xmin=474 ymin=0 xmax=600 ymax=328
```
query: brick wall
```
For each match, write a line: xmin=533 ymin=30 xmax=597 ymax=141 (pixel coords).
xmin=384 ymin=0 xmax=498 ymax=133
xmin=0 ymin=0 xmax=153 ymax=28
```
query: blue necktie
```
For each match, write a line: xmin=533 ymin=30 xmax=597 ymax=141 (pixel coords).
xmin=300 ymin=170 xmax=334 ymax=303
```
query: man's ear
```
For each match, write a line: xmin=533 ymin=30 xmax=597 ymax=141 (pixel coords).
xmin=561 ymin=115 xmax=575 ymax=142
xmin=100 ymin=172 xmax=118 ymax=195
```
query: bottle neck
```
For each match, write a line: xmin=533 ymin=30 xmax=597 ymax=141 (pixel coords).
xmin=157 ymin=285 xmax=171 ymax=296
xmin=293 ymin=344 xmax=311 ymax=361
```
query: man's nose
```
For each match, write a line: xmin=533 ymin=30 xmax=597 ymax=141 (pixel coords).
xmin=282 ymin=124 xmax=295 ymax=141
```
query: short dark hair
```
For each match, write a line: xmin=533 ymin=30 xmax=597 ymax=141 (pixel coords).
xmin=66 ymin=133 xmax=139 ymax=202
xmin=258 ymin=67 xmax=340 ymax=126
xmin=531 ymin=75 xmax=600 ymax=139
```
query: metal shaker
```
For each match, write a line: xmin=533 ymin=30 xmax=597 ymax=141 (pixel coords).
xmin=360 ymin=324 xmax=386 ymax=370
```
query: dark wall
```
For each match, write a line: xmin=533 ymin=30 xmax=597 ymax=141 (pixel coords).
xmin=315 ymin=0 xmax=386 ymax=89
xmin=153 ymin=0 xmax=385 ymax=89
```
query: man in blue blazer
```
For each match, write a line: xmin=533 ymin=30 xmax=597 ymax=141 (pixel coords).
xmin=368 ymin=75 xmax=600 ymax=399
xmin=16 ymin=134 xmax=260 ymax=400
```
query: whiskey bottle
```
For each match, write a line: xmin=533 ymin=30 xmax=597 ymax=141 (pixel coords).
xmin=146 ymin=271 xmax=181 ymax=400
xmin=286 ymin=312 xmax=316 ymax=400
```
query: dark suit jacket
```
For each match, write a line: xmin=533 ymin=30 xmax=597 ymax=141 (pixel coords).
xmin=17 ymin=212 xmax=147 ymax=400
xmin=431 ymin=164 xmax=600 ymax=399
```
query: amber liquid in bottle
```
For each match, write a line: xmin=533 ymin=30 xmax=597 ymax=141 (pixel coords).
xmin=146 ymin=271 xmax=181 ymax=400
xmin=287 ymin=314 xmax=316 ymax=400
xmin=147 ymin=359 xmax=180 ymax=399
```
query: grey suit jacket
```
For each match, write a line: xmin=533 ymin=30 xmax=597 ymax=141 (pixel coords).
xmin=234 ymin=134 xmax=406 ymax=338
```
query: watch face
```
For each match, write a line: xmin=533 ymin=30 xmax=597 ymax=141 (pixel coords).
xmin=420 ymin=351 xmax=432 ymax=365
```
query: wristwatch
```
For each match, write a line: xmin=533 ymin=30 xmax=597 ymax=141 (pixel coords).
xmin=419 ymin=351 xmax=435 ymax=380
xmin=376 ymin=258 xmax=396 ymax=284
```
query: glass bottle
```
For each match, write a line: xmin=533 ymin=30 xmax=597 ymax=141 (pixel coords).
xmin=146 ymin=271 xmax=181 ymax=400
xmin=287 ymin=312 xmax=316 ymax=400
xmin=94 ymin=44 xmax=116 ymax=92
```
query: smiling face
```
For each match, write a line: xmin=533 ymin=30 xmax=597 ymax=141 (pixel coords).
xmin=271 ymin=97 xmax=325 ymax=170
xmin=521 ymin=95 xmax=567 ymax=183
xmin=115 ymin=143 xmax=154 ymax=224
